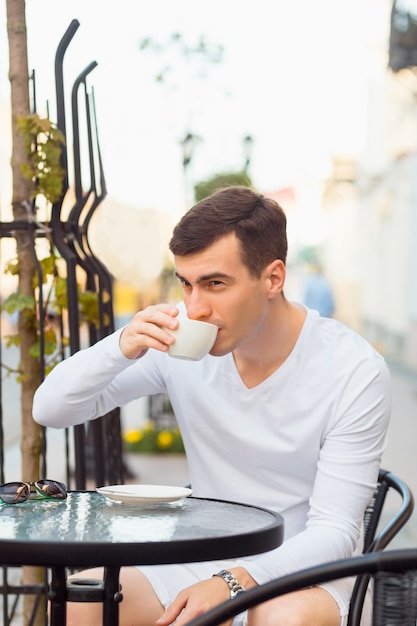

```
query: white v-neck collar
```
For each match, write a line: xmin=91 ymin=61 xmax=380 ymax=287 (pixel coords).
xmin=227 ymin=306 xmax=312 ymax=390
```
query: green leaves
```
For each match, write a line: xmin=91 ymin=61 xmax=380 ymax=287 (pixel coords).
xmin=138 ymin=32 xmax=224 ymax=86
xmin=17 ymin=113 xmax=66 ymax=203
xmin=1 ymin=290 xmax=35 ymax=315
xmin=194 ymin=171 xmax=252 ymax=203
xmin=3 ymin=112 xmax=102 ymax=380
xmin=29 ymin=328 xmax=58 ymax=358
xmin=79 ymin=289 xmax=99 ymax=326
xmin=2 ymin=251 xmax=102 ymax=377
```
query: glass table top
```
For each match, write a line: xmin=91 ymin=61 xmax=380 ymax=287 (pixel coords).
xmin=0 ymin=491 xmax=284 ymax=567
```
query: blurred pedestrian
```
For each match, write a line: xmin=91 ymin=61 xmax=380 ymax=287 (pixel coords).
xmin=303 ymin=264 xmax=335 ymax=318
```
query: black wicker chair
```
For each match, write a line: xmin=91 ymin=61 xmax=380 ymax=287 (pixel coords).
xmin=186 ymin=549 xmax=417 ymax=626
xmin=348 ymin=468 xmax=414 ymax=626
xmin=362 ymin=469 xmax=414 ymax=553
xmin=184 ymin=469 xmax=414 ymax=626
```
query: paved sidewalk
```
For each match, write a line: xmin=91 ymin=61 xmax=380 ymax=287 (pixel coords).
xmin=124 ymin=452 xmax=190 ymax=487
xmin=379 ymin=361 xmax=417 ymax=547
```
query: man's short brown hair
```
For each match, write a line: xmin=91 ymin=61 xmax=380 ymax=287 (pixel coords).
xmin=169 ymin=186 xmax=287 ymax=278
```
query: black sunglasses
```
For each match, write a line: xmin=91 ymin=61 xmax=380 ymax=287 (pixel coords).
xmin=0 ymin=480 xmax=67 ymax=504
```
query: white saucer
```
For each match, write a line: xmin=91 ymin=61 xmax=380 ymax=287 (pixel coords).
xmin=96 ymin=484 xmax=192 ymax=505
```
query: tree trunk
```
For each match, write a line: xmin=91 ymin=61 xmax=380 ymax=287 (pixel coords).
xmin=6 ymin=1 xmax=44 ymax=624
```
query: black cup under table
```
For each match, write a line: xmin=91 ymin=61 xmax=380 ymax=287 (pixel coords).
xmin=0 ymin=490 xmax=284 ymax=625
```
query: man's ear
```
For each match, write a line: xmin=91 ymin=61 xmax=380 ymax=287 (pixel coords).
xmin=265 ymin=260 xmax=286 ymax=298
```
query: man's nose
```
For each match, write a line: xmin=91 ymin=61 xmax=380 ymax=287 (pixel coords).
xmin=186 ymin=290 xmax=211 ymax=321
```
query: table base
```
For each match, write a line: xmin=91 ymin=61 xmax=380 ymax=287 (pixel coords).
xmin=49 ymin=566 xmax=122 ymax=626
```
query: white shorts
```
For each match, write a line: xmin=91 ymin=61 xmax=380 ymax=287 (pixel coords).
xmin=138 ymin=560 xmax=373 ymax=626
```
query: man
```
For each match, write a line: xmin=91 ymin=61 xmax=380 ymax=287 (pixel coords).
xmin=33 ymin=186 xmax=390 ymax=626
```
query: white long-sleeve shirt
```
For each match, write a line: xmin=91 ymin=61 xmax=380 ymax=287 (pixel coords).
xmin=33 ymin=307 xmax=391 ymax=584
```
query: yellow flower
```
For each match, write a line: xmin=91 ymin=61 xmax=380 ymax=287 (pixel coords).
xmin=124 ymin=429 xmax=143 ymax=444
xmin=157 ymin=430 xmax=174 ymax=449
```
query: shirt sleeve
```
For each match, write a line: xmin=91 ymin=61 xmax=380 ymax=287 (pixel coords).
xmin=32 ymin=329 xmax=162 ymax=428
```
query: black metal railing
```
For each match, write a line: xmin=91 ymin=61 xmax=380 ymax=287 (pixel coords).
xmin=0 ymin=20 xmax=125 ymax=624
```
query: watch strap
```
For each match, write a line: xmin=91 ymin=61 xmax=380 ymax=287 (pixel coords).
xmin=213 ymin=569 xmax=245 ymax=599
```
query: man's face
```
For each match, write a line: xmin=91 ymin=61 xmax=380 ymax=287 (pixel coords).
xmin=174 ymin=233 xmax=274 ymax=357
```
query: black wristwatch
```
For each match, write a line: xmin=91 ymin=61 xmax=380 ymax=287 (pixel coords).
xmin=213 ymin=569 xmax=246 ymax=599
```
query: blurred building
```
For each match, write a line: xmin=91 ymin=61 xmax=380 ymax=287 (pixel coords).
xmin=355 ymin=0 xmax=417 ymax=370
xmin=320 ymin=0 xmax=417 ymax=371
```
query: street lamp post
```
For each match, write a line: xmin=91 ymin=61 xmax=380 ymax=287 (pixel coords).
xmin=181 ymin=132 xmax=200 ymax=168
xmin=243 ymin=135 xmax=254 ymax=171
xmin=180 ymin=132 xmax=201 ymax=210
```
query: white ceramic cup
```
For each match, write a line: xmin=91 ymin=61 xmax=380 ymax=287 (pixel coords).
xmin=167 ymin=318 xmax=218 ymax=361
